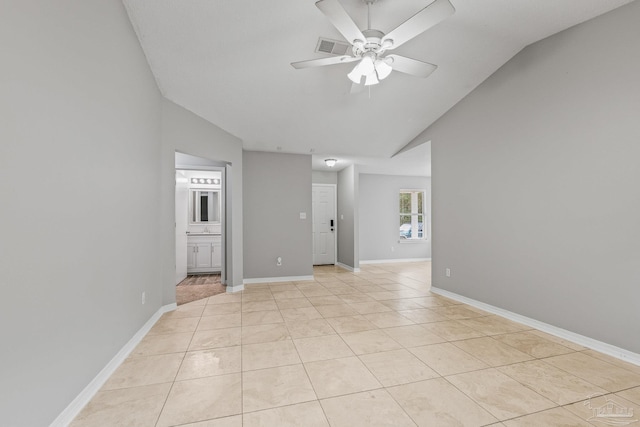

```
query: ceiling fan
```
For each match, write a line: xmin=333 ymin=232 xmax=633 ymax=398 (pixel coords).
xmin=291 ymin=0 xmax=455 ymax=87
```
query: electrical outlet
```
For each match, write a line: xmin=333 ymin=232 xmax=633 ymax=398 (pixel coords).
xmin=141 ymin=292 xmax=146 ymax=304
xmin=391 ymin=246 xmax=395 ymax=252
xmin=276 ymin=257 xmax=282 ymax=267
xmin=445 ymin=268 xmax=451 ymax=278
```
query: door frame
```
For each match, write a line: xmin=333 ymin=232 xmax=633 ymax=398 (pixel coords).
xmin=175 ymin=170 xmax=189 ymax=284
xmin=312 ymin=183 xmax=338 ymax=266
xmin=175 ymin=164 xmax=227 ymax=284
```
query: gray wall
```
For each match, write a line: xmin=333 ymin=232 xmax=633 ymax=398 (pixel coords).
xmin=359 ymin=174 xmax=432 ymax=262
xmin=243 ymin=151 xmax=313 ymax=279
xmin=312 ymin=170 xmax=338 ymax=185
xmin=337 ymin=165 xmax=360 ymax=269
xmin=161 ymin=99 xmax=244 ymax=293
xmin=422 ymin=2 xmax=640 ymax=353
xmin=0 ymin=1 xmax=163 ymax=425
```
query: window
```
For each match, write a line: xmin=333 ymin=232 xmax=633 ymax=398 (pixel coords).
xmin=399 ymin=190 xmax=425 ymax=240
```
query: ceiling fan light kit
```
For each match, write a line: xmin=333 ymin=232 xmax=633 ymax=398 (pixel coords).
xmin=291 ymin=0 xmax=455 ymax=88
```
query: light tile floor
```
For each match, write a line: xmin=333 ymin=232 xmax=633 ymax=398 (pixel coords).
xmin=71 ymin=262 xmax=640 ymax=426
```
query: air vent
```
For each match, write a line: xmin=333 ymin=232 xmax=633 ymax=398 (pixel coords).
xmin=315 ymin=38 xmax=350 ymax=56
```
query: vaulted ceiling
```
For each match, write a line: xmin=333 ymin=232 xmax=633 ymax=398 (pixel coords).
xmin=124 ymin=0 xmax=633 ymax=174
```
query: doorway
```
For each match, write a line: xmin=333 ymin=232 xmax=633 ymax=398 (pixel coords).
xmin=175 ymin=152 xmax=228 ymax=304
xmin=312 ymin=184 xmax=337 ymax=265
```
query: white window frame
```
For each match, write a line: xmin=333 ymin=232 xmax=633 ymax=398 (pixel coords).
xmin=399 ymin=189 xmax=426 ymax=242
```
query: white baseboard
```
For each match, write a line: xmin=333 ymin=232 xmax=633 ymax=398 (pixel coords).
xmin=360 ymin=258 xmax=432 ymax=265
xmin=226 ymin=284 xmax=244 ymax=293
xmin=243 ymin=275 xmax=314 ymax=285
xmin=336 ymin=262 xmax=360 ymax=273
xmin=431 ymin=287 xmax=640 ymax=367
xmin=50 ymin=303 xmax=177 ymax=427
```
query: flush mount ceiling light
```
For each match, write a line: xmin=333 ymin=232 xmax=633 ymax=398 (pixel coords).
xmin=325 ymin=159 xmax=337 ymax=167
xmin=291 ymin=0 xmax=454 ymax=88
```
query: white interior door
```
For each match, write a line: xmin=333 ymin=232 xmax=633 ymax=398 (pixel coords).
xmin=312 ymin=184 xmax=336 ymax=265
xmin=175 ymin=171 xmax=189 ymax=284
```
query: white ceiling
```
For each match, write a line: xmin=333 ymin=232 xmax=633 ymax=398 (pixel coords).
xmin=124 ymin=0 xmax=633 ymax=176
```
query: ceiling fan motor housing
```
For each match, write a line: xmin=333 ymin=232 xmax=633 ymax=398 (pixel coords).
xmin=353 ymin=29 xmax=388 ymax=58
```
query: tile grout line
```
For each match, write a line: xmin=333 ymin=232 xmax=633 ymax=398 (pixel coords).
xmin=240 ymin=295 xmax=244 ymax=427
xmin=153 ymin=307 xmax=201 ymax=427
xmin=327 ymin=272 xmax=419 ymax=424
xmin=288 ymin=311 xmax=330 ymax=426
xmin=76 ymin=263 xmax=640 ymax=426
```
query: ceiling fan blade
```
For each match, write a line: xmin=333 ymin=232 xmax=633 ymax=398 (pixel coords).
xmin=386 ymin=55 xmax=437 ymax=78
xmin=291 ymin=55 xmax=359 ymax=69
xmin=382 ymin=0 xmax=454 ymax=50
xmin=316 ymin=0 xmax=366 ymax=45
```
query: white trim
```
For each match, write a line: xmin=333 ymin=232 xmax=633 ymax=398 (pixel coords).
xmin=226 ymin=284 xmax=244 ymax=293
xmin=397 ymin=239 xmax=429 ymax=245
xmin=50 ymin=303 xmax=177 ymax=427
xmin=360 ymin=258 xmax=431 ymax=265
xmin=243 ymin=275 xmax=314 ymax=285
xmin=431 ymin=287 xmax=640 ymax=367
xmin=336 ymin=262 xmax=361 ymax=273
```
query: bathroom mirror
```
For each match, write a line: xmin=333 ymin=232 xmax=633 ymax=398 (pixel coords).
xmin=190 ymin=189 xmax=220 ymax=223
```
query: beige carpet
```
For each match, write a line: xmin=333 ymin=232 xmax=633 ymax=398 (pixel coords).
xmin=176 ymin=274 xmax=226 ymax=305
